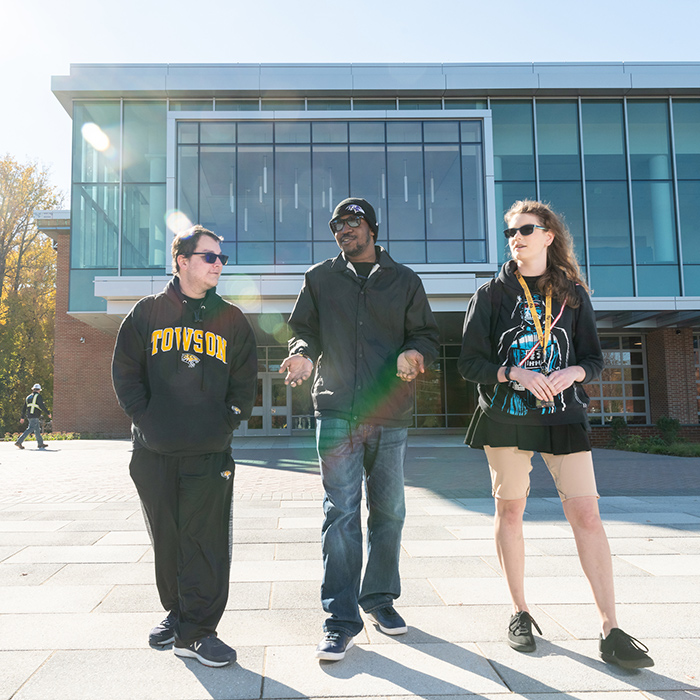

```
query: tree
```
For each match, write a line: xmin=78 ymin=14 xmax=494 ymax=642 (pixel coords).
xmin=0 ymin=155 xmax=63 ymax=435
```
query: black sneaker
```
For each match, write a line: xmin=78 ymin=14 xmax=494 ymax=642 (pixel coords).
xmin=148 ymin=611 xmax=177 ymax=647
xmin=508 ymin=611 xmax=542 ymax=653
xmin=15 ymin=442 xmax=24 ymax=449
xmin=174 ymin=634 xmax=236 ymax=667
xmin=369 ymin=606 xmax=408 ymax=635
xmin=600 ymin=628 xmax=654 ymax=669
xmin=315 ymin=630 xmax=354 ymax=661
xmin=38 ymin=445 xmax=48 ymax=449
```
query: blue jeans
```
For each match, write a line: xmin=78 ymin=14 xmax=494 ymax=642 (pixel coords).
xmin=17 ymin=417 xmax=45 ymax=447
xmin=316 ymin=418 xmax=407 ymax=636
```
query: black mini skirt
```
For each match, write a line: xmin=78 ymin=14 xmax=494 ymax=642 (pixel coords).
xmin=465 ymin=407 xmax=591 ymax=455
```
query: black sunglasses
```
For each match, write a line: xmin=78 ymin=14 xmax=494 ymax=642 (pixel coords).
xmin=190 ymin=252 xmax=229 ymax=265
xmin=329 ymin=214 xmax=364 ymax=234
xmin=503 ymin=224 xmax=548 ymax=239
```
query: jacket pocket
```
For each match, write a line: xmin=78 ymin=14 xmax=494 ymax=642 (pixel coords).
xmin=136 ymin=394 xmax=233 ymax=455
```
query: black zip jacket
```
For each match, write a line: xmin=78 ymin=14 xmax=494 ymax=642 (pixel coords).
xmin=112 ymin=277 xmax=258 ymax=456
xmin=288 ymin=246 xmax=440 ymax=427
xmin=459 ymin=261 xmax=604 ymax=426
xmin=22 ymin=393 xmax=49 ymax=418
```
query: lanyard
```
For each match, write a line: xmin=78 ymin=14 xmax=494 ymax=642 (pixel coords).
xmin=515 ymin=270 xmax=552 ymax=362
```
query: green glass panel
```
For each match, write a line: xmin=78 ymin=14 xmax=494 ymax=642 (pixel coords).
xmin=275 ymin=122 xmax=310 ymax=143
xmin=627 ymin=100 xmax=672 ymax=180
xmin=72 ymin=102 xmax=120 ymax=183
xmin=353 ymin=99 xmax=397 ymax=111
xmin=539 ymin=181 xmax=585 ymax=263
xmin=199 ymin=146 xmax=236 ymax=253
xmin=71 ymin=184 xmax=119 ymax=269
xmin=672 ymin=100 xmax=700 ymax=179
xmin=678 ymin=179 xmax=700 ymax=263
xmin=399 ymin=100 xmax=442 ymax=110
xmin=274 ymin=145 xmax=312 ymax=241
xmin=492 ymin=101 xmax=535 ymax=181
xmin=170 ymin=100 xmax=213 ymax=111
xmin=261 ymin=99 xmax=305 ymax=111
xmin=215 ymin=100 xmax=259 ymax=111
xmin=445 ymin=99 xmax=487 ymax=110
xmin=69 ymin=269 xmax=116 ymax=312
xmin=312 ymin=145 xmax=349 ymax=234
xmin=312 ymin=122 xmax=348 ymax=143
xmin=123 ymin=102 xmax=166 ymax=183
xmin=200 ymin=122 xmax=236 ymax=144
xmin=632 ymin=180 xmax=678 ymax=263
xmin=636 ymin=265 xmax=680 ymax=296
xmin=122 ymin=184 xmax=166 ymax=269
xmin=307 ymin=99 xmax=351 ymax=111
xmin=581 ymin=100 xmax=627 ymax=180
xmin=586 ymin=181 xmax=632 ymax=265
xmin=536 ymin=100 xmax=581 ymax=181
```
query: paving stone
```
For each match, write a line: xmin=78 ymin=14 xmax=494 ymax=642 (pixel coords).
xmin=480 ymin=554 xmax=652 ymax=577
xmin=0 ymin=531 xmax=103 ymax=547
xmin=400 ymin=555 xmax=501 ymax=579
xmin=448 ymin=524 xmax=574 ymax=540
xmin=0 ymin=563 xmax=64 ymax=586
xmin=0 ymin=546 xmax=22 ymax=562
xmin=11 ymin=648 xmax=265 ymax=700
xmin=263 ymin=643 xmax=507 ymax=698
xmin=95 ymin=582 xmax=271 ymax=612
xmin=0 ymin=521 xmax=72 ymax=532
xmin=278 ymin=517 xmax=323 ymax=529
xmin=5 ymin=545 xmax=149 ymax=564
xmin=0 ymin=650 xmax=51 ymax=700
xmin=43 ymin=562 xmax=156 ymax=586
xmin=93 ymin=531 xmax=150 ymax=546
xmin=0 ymin=584 xmax=111 ymax=613
xmin=402 ymin=539 xmax=539 ymax=557
xmin=478 ymin=638 xmax=700 ymax=693
xmin=233 ymin=529 xmax=320 ymax=544
xmin=274 ymin=542 xmax=320 ymax=560
xmin=617 ymin=554 xmax=700 ymax=576
xmin=230 ymin=559 xmax=323 ymax=582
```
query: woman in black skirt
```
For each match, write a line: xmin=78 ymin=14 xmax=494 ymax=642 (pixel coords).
xmin=459 ymin=200 xmax=652 ymax=669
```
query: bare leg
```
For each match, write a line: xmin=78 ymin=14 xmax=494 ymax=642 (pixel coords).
xmin=562 ymin=495 xmax=618 ymax=636
xmin=494 ymin=497 xmax=529 ymax=614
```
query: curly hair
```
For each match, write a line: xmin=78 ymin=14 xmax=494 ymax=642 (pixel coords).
xmin=504 ymin=200 xmax=588 ymax=308
xmin=171 ymin=225 xmax=223 ymax=274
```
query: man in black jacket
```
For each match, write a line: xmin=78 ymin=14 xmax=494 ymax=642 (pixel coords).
xmin=15 ymin=383 xmax=51 ymax=449
xmin=280 ymin=198 xmax=439 ymax=661
xmin=112 ymin=225 xmax=257 ymax=668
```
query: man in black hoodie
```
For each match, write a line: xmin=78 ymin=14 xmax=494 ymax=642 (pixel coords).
xmin=112 ymin=225 xmax=257 ymax=668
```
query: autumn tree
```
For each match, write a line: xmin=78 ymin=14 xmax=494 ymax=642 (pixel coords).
xmin=0 ymin=155 xmax=63 ymax=435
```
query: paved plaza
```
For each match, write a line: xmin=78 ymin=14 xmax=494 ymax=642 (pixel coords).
xmin=1 ymin=436 xmax=699 ymax=700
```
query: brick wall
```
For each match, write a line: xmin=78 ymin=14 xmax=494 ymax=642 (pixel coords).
xmin=646 ymin=328 xmax=698 ymax=424
xmin=54 ymin=234 xmax=131 ymax=437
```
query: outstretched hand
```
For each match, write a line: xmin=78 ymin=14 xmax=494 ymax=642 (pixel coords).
xmin=396 ymin=349 xmax=425 ymax=382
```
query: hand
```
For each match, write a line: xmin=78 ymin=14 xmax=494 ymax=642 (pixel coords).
xmin=510 ymin=366 xmax=557 ymax=403
xmin=279 ymin=354 xmax=314 ymax=388
xmin=546 ymin=366 xmax=585 ymax=394
xmin=396 ymin=349 xmax=425 ymax=382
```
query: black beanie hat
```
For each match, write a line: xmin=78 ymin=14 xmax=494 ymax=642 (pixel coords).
xmin=329 ymin=197 xmax=378 ymax=238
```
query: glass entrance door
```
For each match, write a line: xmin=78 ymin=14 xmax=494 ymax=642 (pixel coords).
xmin=242 ymin=372 xmax=291 ymax=436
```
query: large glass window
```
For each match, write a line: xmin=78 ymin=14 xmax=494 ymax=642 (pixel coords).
xmin=585 ymin=335 xmax=648 ymax=425
xmin=673 ymin=100 xmax=700 ymax=293
xmin=71 ymin=184 xmax=119 ymax=268
xmin=627 ymin=100 xmax=680 ymax=295
xmin=175 ymin=118 xmax=486 ymax=265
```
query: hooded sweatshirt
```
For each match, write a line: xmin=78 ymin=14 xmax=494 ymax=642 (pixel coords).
xmin=459 ymin=260 xmax=603 ymax=426
xmin=112 ymin=277 xmax=257 ymax=456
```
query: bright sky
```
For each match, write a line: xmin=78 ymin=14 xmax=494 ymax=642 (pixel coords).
xmin=1 ymin=0 xmax=698 ymax=203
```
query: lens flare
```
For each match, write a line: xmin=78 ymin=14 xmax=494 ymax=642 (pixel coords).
xmin=259 ymin=312 xmax=290 ymax=344
xmin=81 ymin=123 xmax=110 ymax=152
xmin=165 ymin=210 xmax=193 ymax=234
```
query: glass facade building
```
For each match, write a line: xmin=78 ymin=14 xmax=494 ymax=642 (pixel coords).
xmin=51 ymin=63 xmax=700 ymax=435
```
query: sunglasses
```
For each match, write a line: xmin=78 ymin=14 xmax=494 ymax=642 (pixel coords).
xmin=190 ymin=251 xmax=229 ymax=265
xmin=329 ymin=214 xmax=364 ymax=234
xmin=503 ymin=224 xmax=548 ymax=239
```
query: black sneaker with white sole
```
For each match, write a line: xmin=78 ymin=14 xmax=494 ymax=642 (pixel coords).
xmin=148 ymin=611 xmax=177 ymax=647
xmin=174 ymin=634 xmax=237 ymax=667
xmin=315 ymin=630 xmax=354 ymax=661
xmin=600 ymin=628 xmax=654 ymax=669
xmin=508 ymin=611 xmax=542 ymax=653
xmin=369 ymin=606 xmax=408 ymax=635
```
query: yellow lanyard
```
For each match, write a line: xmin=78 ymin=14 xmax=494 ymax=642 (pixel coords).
xmin=515 ymin=270 xmax=552 ymax=359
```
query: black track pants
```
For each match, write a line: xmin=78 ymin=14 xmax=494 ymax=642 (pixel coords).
xmin=129 ymin=447 xmax=235 ymax=645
